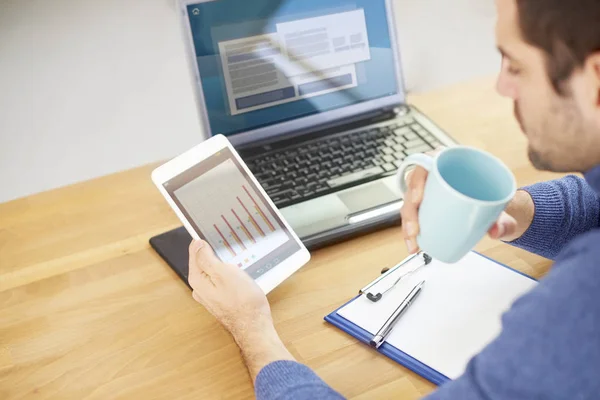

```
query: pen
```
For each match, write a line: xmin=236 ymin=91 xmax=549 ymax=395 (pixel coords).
xmin=359 ymin=252 xmax=421 ymax=295
xmin=370 ymin=280 xmax=426 ymax=349
xmin=362 ymin=253 xmax=432 ymax=302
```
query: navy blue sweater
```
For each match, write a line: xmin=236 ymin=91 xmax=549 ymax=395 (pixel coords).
xmin=255 ymin=166 xmax=600 ymax=400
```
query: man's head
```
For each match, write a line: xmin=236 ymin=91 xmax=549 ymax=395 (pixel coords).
xmin=495 ymin=0 xmax=600 ymax=172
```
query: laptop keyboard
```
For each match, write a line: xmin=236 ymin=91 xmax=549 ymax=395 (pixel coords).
xmin=245 ymin=118 xmax=442 ymax=208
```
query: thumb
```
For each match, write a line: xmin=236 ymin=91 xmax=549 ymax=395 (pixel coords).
xmin=191 ymin=240 xmax=221 ymax=274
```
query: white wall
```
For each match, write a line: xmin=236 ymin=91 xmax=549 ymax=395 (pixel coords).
xmin=0 ymin=0 xmax=499 ymax=203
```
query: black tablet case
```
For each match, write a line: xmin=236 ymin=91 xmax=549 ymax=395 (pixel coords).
xmin=149 ymin=226 xmax=193 ymax=289
xmin=150 ymin=217 xmax=400 ymax=291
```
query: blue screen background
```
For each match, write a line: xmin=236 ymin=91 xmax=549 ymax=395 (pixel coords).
xmin=186 ymin=0 xmax=398 ymax=137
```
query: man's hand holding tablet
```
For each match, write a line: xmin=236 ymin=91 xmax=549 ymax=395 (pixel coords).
xmin=152 ymin=134 xmax=310 ymax=382
xmin=151 ymin=134 xmax=311 ymax=295
xmin=187 ymin=239 xmax=296 ymax=381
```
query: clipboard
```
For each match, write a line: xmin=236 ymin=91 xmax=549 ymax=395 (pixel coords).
xmin=324 ymin=251 xmax=537 ymax=385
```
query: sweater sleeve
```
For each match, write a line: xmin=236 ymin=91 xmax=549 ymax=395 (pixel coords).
xmin=255 ymin=360 xmax=345 ymax=400
xmin=507 ymin=175 xmax=600 ymax=259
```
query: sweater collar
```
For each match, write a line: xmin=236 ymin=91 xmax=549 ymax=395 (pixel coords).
xmin=584 ymin=165 xmax=600 ymax=194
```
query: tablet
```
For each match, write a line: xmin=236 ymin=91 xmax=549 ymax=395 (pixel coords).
xmin=151 ymin=134 xmax=310 ymax=294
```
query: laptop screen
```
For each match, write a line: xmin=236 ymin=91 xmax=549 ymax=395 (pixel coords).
xmin=185 ymin=0 xmax=398 ymax=137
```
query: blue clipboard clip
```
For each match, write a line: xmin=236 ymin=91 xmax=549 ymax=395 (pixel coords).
xmin=359 ymin=252 xmax=433 ymax=303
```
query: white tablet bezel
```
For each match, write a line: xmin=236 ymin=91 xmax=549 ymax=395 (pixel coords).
xmin=151 ymin=134 xmax=311 ymax=294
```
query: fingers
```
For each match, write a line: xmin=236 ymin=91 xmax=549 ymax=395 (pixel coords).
xmin=401 ymin=167 xmax=429 ymax=254
xmin=192 ymin=290 xmax=203 ymax=304
xmin=488 ymin=212 xmax=518 ymax=240
xmin=406 ymin=166 xmax=428 ymax=205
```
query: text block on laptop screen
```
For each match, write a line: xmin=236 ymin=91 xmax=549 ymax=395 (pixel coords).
xmin=186 ymin=0 xmax=397 ymax=136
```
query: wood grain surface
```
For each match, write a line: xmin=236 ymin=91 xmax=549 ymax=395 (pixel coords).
xmin=0 ymin=77 xmax=562 ymax=399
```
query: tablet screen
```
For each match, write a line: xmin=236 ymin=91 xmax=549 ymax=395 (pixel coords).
xmin=163 ymin=147 xmax=301 ymax=279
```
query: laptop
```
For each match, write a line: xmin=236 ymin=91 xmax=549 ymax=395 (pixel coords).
xmin=150 ymin=0 xmax=457 ymax=272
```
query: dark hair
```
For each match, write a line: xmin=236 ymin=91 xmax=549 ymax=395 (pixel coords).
xmin=517 ymin=0 xmax=600 ymax=95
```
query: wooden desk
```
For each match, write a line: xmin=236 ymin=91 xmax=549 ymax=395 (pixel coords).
xmin=0 ymin=77 xmax=561 ymax=399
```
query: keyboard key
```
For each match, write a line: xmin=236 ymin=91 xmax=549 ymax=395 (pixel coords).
xmin=341 ymin=163 xmax=355 ymax=173
xmin=363 ymin=140 xmax=377 ymax=149
xmin=382 ymin=163 xmax=396 ymax=172
xmin=394 ymin=127 xmax=411 ymax=136
xmin=405 ymin=138 xmax=427 ymax=149
xmin=298 ymin=189 xmax=315 ymax=198
xmin=393 ymin=144 xmax=405 ymax=151
xmin=263 ymin=182 xmax=282 ymax=192
xmin=405 ymin=144 xmax=433 ymax=156
xmin=255 ymin=171 xmax=274 ymax=180
xmin=327 ymin=166 xmax=385 ymax=188
xmin=268 ymin=188 xmax=294 ymax=198
xmin=383 ymin=154 xmax=395 ymax=163
xmin=271 ymin=196 xmax=285 ymax=204
xmin=393 ymin=136 xmax=406 ymax=144
xmin=383 ymin=148 xmax=394 ymax=155
xmin=404 ymin=132 xmax=419 ymax=140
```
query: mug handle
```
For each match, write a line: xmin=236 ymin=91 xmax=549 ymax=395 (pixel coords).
xmin=396 ymin=153 xmax=435 ymax=196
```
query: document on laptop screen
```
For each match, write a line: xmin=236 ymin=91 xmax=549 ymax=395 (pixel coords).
xmin=217 ymin=9 xmax=371 ymax=115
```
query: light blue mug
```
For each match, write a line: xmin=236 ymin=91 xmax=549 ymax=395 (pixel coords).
xmin=396 ymin=146 xmax=517 ymax=264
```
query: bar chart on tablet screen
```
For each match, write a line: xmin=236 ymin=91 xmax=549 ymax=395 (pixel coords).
xmin=174 ymin=159 xmax=288 ymax=269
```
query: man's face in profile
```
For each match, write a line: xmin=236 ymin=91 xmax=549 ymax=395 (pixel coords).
xmin=494 ymin=0 xmax=600 ymax=173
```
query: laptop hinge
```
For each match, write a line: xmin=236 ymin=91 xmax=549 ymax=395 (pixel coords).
xmin=238 ymin=105 xmax=407 ymax=152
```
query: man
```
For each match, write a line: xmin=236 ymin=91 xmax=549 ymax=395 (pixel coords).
xmin=187 ymin=0 xmax=600 ymax=398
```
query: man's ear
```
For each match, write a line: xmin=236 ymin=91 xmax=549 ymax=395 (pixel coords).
xmin=581 ymin=52 xmax=600 ymax=126
xmin=586 ymin=52 xmax=600 ymax=106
